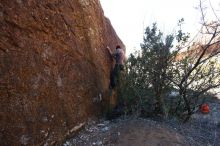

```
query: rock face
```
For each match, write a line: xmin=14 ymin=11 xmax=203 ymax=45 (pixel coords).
xmin=0 ymin=0 xmax=124 ymax=145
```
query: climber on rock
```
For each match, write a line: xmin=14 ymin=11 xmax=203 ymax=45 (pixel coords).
xmin=107 ymin=45 xmax=125 ymax=89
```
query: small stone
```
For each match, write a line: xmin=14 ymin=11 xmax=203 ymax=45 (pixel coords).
xmin=97 ymin=123 xmax=105 ymax=127
xmin=63 ymin=141 xmax=70 ymax=146
xmin=101 ymin=127 xmax=109 ymax=132
xmin=42 ymin=116 xmax=48 ymax=123
xmin=20 ymin=135 xmax=30 ymax=145
xmin=97 ymin=141 xmax=102 ymax=145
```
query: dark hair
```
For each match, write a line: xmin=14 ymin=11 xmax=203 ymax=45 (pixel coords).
xmin=116 ymin=45 xmax=121 ymax=49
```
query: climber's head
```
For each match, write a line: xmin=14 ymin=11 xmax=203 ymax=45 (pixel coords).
xmin=116 ymin=45 xmax=121 ymax=50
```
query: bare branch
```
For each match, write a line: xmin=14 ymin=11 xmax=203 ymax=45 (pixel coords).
xmin=193 ymin=83 xmax=220 ymax=98
xmin=179 ymin=28 xmax=217 ymax=86
xmin=200 ymin=50 xmax=220 ymax=64
xmin=199 ymin=0 xmax=210 ymax=33
xmin=208 ymin=0 xmax=220 ymax=23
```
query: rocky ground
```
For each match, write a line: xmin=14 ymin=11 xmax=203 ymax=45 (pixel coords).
xmin=63 ymin=98 xmax=220 ymax=146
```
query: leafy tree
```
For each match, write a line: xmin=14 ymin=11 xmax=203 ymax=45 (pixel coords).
xmin=118 ymin=23 xmax=175 ymax=117
xmin=140 ymin=23 xmax=174 ymax=116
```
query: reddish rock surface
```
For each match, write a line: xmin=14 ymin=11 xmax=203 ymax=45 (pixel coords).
xmin=0 ymin=0 xmax=124 ymax=145
xmin=175 ymin=42 xmax=220 ymax=61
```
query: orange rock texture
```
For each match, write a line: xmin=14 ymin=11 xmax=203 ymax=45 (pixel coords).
xmin=0 ymin=0 xmax=124 ymax=145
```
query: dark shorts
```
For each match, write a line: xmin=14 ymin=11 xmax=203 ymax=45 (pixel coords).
xmin=110 ymin=64 xmax=124 ymax=88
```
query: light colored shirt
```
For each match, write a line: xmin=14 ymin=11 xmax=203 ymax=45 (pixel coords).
xmin=113 ymin=48 xmax=125 ymax=65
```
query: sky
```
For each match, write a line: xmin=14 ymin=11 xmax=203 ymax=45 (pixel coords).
xmin=100 ymin=0 xmax=220 ymax=56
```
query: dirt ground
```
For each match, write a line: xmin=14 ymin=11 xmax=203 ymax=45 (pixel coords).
xmin=107 ymin=119 xmax=188 ymax=146
xmin=63 ymin=99 xmax=220 ymax=146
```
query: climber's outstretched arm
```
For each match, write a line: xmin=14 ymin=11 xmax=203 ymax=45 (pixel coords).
xmin=107 ymin=46 xmax=114 ymax=58
xmin=107 ymin=46 xmax=112 ymax=54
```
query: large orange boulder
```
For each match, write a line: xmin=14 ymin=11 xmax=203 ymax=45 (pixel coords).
xmin=0 ymin=0 xmax=124 ymax=145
